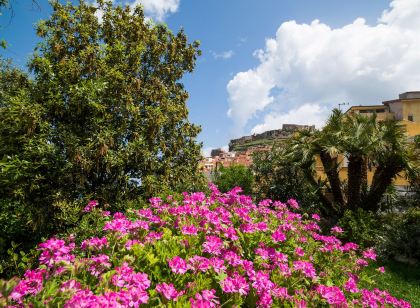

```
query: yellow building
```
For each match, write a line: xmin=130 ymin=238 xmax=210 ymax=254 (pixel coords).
xmin=316 ymin=92 xmax=420 ymax=193
xmin=346 ymin=91 xmax=420 ymax=137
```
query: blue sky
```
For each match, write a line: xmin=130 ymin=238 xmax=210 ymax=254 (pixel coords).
xmin=2 ymin=0 xmax=420 ymax=155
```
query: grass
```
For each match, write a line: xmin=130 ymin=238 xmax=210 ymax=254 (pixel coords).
xmin=362 ymin=260 xmax=420 ymax=307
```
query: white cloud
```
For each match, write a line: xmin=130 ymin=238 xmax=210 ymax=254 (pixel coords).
xmin=90 ymin=0 xmax=179 ymax=22
xmin=201 ymin=147 xmax=212 ymax=157
xmin=227 ymin=0 xmax=420 ymax=134
xmin=251 ymin=104 xmax=329 ymax=134
xmin=132 ymin=0 xmax=180 ymax=21
xmin=211 ymin=50 xmax=234 ymax=60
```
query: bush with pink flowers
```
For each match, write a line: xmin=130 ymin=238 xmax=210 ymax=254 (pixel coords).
xmin=0 ymin=185 xmax=411 ymax=307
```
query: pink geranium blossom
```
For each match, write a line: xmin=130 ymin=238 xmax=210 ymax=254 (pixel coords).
xmin=156 ymin=283 xmax=184 ymax=301
xmin=202 ymin=235 xmax=223 ymax=255
xmin=83 ymin=200 xmax=98 ymax=212
xmin=168 ymin=256 xmax=188 ymax=274
xmin=317 ymin=285 xmax=347 ymax=305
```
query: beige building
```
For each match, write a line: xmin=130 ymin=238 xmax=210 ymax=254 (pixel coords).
xmin=319 ymin=92 xmax=420 ymax=193
xmin=346 ymin=91 xmax=420 ymax=137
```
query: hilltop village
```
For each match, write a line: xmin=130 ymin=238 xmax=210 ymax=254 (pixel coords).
xmin=202 ymin=91 xmax=420 ymax=194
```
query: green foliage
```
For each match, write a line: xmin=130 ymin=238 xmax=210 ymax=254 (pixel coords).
xmin=1 ymin=189 xmax=409 ymax=307
xmin=252 ymin=147 xmax=323 ymax=212
xmin=0 ymin=0 xmax=204 ymax=266
xmin=213 ymin=164 xmax=253 ymax=195
xmin=339 ymin=200 xmax=420 ymax=261
xmin=361 ymin=261 xmax=420 ymax=307
xmin=338 ymin=209 xmax=382 ymax=249
xmin=287 ymin=109 xmax=416 ymax=217
xmin=29 ymin=0 xmax=204 ymax=201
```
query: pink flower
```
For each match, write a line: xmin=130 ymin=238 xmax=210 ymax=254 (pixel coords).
xmin=257 ymin=291 xmax=273 ymax=307
xmin=60 ymin=280 xmax=82 ymax=293
xmin=287 ymin=198 xmax=300 ymax=209
xmin=221 ymin=272 xmax=249 ymax=295
xmin=81 ymin=237 xmax=108 ymax=251
xmin=316 ymin=285 xmax=347 ymax=305
xmin=356 ymin=259 xmax=369 ymax=267
xmin=188 ymin=256 xmax=211 ymax=272
xmin=168 ymin=256 xmax=188 ymax=274
xmin=181 ymin=224 xmax=198 ymax=236
xmin=272 ymin=228 xmax=287 ymax=242
xmin=87 ymin=254 xmax=111 ymax=277
xmin=125 ymin=239 xmax=142 ymax=250
xmin=10 ymin=269 xmax=46 ymax=303
xmin=363 ymin=248 xmax=377 ymax=260
xmin=103 ymin=218 xmax=133 ymax=235
xmin=250 ymin=271 xmax=275 ymax=293
xmin=38 ymin=238 xmax=75 ymax=268
xmin=345 ymin=277 xmax=359 ymax=293
xmin=202 ymin=235 xmax=223 ymax=255
xmin=311 ymin=214 xmax=321 ymax=221
xmin=331 ymin=226 xmax=344 ymax=234
xmin=190 ymin=289 xmax=219 ymax=308
xmin=293 ymin=261 xmax=317 ymax=279
xmin=209 ymin=257 xmax=226 ymax=273
xmin=111 ymin=263 xmax=150 ymax=290
xmin=377 ymin=266 xmax=385 ymax=273
xmin=145 ymin=231 xmax=163 ymax=243
xmin=295 ymin=247 xmax=305 ymax=257
xmin=223 ymin=250 xmax=243 ymax=266
xmin=83 ymin=200 xmax=98 ymax=212
xmin=272 ymin=286 xmax=290 ymax=299
xmin=156 ymin=283 xmax=183 ymax=301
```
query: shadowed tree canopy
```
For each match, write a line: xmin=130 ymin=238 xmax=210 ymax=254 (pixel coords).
xmin=28 ymin=0 xmax=205 ymax=201
xmin=0 ymin=0 xmax=205 ymax=246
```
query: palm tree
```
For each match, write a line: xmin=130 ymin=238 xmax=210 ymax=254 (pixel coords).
xmin=287 ymin=109 xmax=415 ymax=218
xmin=363 ymin=119 xmax=414 ymax=211
xmin=341 ymin=113 xmax=377 ymax=210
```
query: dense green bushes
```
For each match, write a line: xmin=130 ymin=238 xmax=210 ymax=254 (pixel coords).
xmin=0 ymin=0 xmax=205 ymax=266
xmin=213 ymin=165 xmax=254 ymax=195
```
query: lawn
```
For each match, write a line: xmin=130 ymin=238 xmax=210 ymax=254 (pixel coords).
xmin=363 ymin=260 xmax=420 ymax=307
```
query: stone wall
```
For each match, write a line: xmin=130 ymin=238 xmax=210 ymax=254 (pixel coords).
xmin=228 ymin=124 xmax=315 ymax=152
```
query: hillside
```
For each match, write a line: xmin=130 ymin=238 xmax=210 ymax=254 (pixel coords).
xmin=229 ymin=124 xmax=315 ymax=152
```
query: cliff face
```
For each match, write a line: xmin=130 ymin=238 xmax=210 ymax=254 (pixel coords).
xmin=228 ymin=124 xmax=315 ymax=152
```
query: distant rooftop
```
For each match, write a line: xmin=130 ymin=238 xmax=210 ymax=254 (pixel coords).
xmin=399 ymin=92 xmax=420 ymax=99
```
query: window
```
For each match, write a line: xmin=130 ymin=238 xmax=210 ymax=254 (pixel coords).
xmin=408 ymin=114 xmax=414 ymax=122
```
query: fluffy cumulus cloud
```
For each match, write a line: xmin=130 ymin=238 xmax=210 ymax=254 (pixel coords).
xmin=92 ymin=0 xmax=180 ymax=22
xmin=251 ymin=104 xmax=329 ymax=134
xmin=133 ymin=0 xmax=180 ymax=21
xmin=227 ymin=0 xmax=420 ymax=135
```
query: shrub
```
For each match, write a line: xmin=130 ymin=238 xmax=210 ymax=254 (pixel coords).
xmin=213 ymin=165 xmax=254 ymax=195
xmin=0 ymin=186 xmax=411 ymax=307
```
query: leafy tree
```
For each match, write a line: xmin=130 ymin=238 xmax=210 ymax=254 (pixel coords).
xmin=213 ymin=164 xmax=254 ymax=195
xmin=287 ymin=109 xmax=416 ymax=218
xmin=252 ymin=146 xmax=323 ymax=211
xmin=0 ymin=0 xmax=204 ymax=254
xmin=28 ymin=0 xmax=204 ymax=201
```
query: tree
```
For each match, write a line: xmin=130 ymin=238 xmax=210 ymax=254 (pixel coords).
xmin=213 ymin=164 xmax=254 ymax=195
xmin=28 ymin=0 xmax=204 ymax=201
xmin=0 ymin=0 xmax=204 ymax=250
xmin=252 ymin=147 xmax=324 ymax=211
xmin=287 ymin=109 xmax=416 ymax=219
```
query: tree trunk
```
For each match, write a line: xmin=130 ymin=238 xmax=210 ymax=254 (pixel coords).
xmin=319 ymin=151 xmax=345 ymax=208
xmin=363 ymin=165 xmax=400 ymax=212
xmin=347 ymin=154 xmax=363 ymax=210
xmin=360 ymin=157 xmax=368 ymax=198
xmin=302 ymin=167 xmax=337 ymax=217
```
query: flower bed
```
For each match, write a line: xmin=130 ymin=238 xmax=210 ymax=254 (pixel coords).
xmin=0 ymin=185 xmax=411 ymax=307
